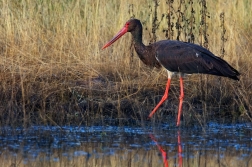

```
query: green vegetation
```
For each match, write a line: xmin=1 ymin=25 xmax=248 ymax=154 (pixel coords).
xmin=0 ymin=0 xmax=251 ymax=126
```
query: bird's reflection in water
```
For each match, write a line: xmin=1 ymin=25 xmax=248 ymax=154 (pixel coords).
xmin=150 ymin=130 xmax=183 ymax=167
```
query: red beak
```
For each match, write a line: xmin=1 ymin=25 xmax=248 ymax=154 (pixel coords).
xmin=102 ymin=26 xmax=128 ymax=49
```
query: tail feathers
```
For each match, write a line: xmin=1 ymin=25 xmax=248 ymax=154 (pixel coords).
xmin=213 ymin=57 xmax=240 ymax=80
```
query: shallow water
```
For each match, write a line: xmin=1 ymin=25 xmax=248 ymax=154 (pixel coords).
xmin=0 ymin=123 xmax=251 ymax=167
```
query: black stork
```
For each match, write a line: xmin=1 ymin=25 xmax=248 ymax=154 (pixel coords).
xmin=102 ymin=19 xmax=240 ymax=126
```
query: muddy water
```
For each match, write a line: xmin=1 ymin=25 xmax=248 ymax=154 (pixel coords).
xmin=0 ymin=123 xmax=251 ymax=167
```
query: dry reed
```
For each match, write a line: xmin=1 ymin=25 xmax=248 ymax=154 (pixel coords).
xmin=0 ymin=0 xmax=251 ymax=126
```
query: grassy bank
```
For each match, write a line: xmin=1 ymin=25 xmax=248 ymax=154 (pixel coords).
xmin=0 ymin=0 xmax=251 ymax=126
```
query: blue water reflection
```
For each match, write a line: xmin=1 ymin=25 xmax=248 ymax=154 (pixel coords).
xmin=0 ymin=122 xmax=251 ymax=166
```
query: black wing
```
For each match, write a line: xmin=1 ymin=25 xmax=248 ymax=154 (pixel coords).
xmin=153 ymin=40 xmax=240 ymax=80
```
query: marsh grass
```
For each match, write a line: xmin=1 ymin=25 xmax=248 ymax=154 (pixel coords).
xmin=0 ymin=0 xmax=251 ymax=126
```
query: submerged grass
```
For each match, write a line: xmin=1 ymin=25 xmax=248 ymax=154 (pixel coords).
xmin=0 ymin=0 xmax=251 ymax=126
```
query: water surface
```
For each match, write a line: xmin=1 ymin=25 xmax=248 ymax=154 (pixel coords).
xmin=0 ymin=122 xmax=251 ymax=167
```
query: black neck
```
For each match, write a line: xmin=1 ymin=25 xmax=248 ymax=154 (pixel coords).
xmin=131 ymin=22 xmax=143 ymax=45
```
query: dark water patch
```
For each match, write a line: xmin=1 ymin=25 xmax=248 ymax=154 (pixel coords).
xmin=0 ymin=123 xmax=251 ymax=166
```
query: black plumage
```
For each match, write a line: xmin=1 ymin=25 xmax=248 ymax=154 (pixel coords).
xmin=126 ymin=19 xmax=240 ymax=80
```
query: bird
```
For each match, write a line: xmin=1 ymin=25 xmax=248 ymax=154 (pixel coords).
xmin=102 ymin=18 xmax=240 ymax=126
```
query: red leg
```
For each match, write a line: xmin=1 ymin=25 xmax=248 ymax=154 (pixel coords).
xmin=149 ymin=134 xmax=168 ymax=167
xmin=177 ymin=76 xmax=184 ymax=126
xmin=177 ymin=131 xmax=183 ymax=167
xmin=148 ymin=78 xmax=171 ymax=118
